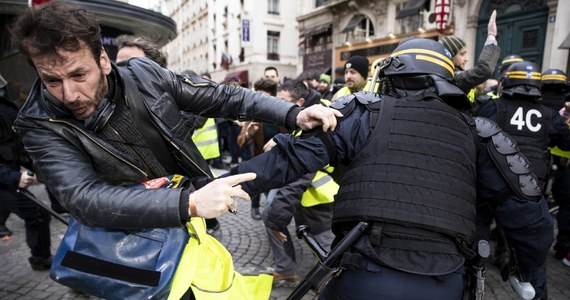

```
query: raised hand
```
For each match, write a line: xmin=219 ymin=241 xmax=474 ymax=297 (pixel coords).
xmin=487 ymin=10 xmax=497 ymax=37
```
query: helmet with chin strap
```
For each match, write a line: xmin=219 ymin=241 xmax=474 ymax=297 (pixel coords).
xmin=379 ymin=38 xmax=468 ymax=108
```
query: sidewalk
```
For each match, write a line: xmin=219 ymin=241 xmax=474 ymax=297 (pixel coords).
xmin=1 ymin=181 xmax=569 ymax=299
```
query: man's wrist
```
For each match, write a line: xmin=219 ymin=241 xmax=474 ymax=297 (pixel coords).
xmin=285 ymin=106 xmax=303 ymax=130
xmin=189 ymin=192 xmax=198 ymax=217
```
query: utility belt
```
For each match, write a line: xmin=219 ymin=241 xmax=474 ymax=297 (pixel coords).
xmin=339 ymin=253 xmax=466 ymax=276
xmin=336 ymin=222 xmax=471 ymax=276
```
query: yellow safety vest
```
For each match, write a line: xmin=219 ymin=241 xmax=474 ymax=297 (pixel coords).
xmin=363 ymin=77 xmax=381 ymax=93
xmin=550 ymin=124 xmax=570 ymax=159
xmin=467 ymin=88 xmax=476 ymax=103
xmin=487 ymin=90 xmax=499 ymax=99
xmin=192 ymin=118 xmax=220 ymax=160
xmin=332 ymin=86 xmax=352 ymax=101
xmin=294 ymin=99 xmax=339 ymax=207
xmin=168 ymin=217 xmax=273 ymax=300
xmin=301 ymin=169 xmax=338 ymax=207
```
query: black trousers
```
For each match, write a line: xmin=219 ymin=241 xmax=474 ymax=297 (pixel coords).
xmin=0 ymin=187 xmax=51 ymax=258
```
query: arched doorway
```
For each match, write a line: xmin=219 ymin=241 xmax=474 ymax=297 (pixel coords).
xmin=475 ymin=0 xmax=548 ymax=75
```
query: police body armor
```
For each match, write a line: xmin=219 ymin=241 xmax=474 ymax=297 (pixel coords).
xmin=333 ymin=94 xmax=479 ymax=276
xmin=494 ymin=98 xmax=551 ymax=181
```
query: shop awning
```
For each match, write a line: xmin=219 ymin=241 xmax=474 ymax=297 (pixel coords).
xmin=221 ymin=70 xmax=249 ymax=87
xmin=396 ymin=0 xmax=428 ymax=19
xmin=302 ymin=23 xmax=332 ymax=37
xmin=341 ymin=15 xmax=365 ymax=33
xmin=560 ymin=32 xmax=570 ymax=49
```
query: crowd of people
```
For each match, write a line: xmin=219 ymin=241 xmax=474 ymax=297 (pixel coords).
xmin=1 ymin=1 xmax=569 ymax=300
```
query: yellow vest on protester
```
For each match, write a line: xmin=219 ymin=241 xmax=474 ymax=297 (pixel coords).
xmin=292 ymin=101 xmax=339 ymax=208
xmin=192 ymin=118 xmax=220 ymax=160
xmin=332 ymin=86 xmax=351 ymax=101
xmin=168 ymin=217 xmax=273 ymax=300
xmin=467 ymin=88 xmax=476 ymax=103
xmin=550 ymin=124 xmax=570 ymax=159
xmin=301 ymin=169 xmax=338 ymax=207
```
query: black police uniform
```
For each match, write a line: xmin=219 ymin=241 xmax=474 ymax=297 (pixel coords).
xmin=540 ymin=69 xmax=570 ymax=259
xmin=475 ymin=62 xmax=570 ymax=298
xmin=232 ymin=39 xmax=546 ymax=299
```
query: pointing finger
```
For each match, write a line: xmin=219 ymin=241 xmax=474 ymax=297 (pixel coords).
xmin=217 ymin=172 xmax=257 ymax=186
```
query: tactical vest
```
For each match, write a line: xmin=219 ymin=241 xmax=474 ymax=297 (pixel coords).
xmin=191 ymin=118 xmax=220 ymax=160
xmin=494 ymin=98 xmax=551 ymax=180
xmin=334 ymin=95 xmax=478 ymax=275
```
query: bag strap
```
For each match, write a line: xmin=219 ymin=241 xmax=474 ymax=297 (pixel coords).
xmin=118 ymin=68 xmax=182 ymax=174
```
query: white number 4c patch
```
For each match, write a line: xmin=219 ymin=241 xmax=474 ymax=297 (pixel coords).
xmin=510 ymin=107 xmax=542 ymax=132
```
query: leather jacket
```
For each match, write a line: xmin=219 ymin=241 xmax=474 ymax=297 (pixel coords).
xmin=14 ymin=58 xmax=301 ymax=229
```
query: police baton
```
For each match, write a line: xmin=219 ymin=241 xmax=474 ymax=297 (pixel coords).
xmin=472 ymin=240 xmax=490 ymax=300
xmin=287 ymin=221 xmax=368 ymax=300
xmin=17 ymin=172 xmax=68 ymax=225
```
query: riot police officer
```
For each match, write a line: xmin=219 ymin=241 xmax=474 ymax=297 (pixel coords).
xmin=540 ymin=68 xmax=570 ymax=261
xmin=231 ymin=38 xmax=547 ymax=299
xmin=475 ymin=61 xmax=570 ymax=298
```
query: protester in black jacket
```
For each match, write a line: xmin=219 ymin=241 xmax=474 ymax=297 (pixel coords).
xmin=11 ymin=1 xmax=339 ymax=231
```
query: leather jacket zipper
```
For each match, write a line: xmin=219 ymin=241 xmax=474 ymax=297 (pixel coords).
xmin=48 ymin=118 xmax=149 ymax=179
xmin=162 ymin=135 xmax=211 ymax=178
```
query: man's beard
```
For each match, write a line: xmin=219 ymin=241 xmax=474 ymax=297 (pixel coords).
xmin=71 ymin=70 xmax=108 ymax=120
xmin=94 ymin=70 xmax=109 ymax=105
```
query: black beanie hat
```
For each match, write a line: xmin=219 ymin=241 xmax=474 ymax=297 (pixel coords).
xmin=440 ymin=36 xmax=467 ymax=57
xmin=345 ymin=56 xmax=370 ymax=79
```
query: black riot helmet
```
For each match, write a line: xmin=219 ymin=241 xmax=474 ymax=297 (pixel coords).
xmin=499 ymin=54 xmax=524 ymax=75
xmin=541 ymin=68 xmax=567 ymax=87
xmin=501 ymin=61 xmax=542 ymax=98
xmin=379 ymin=38 xmax=468 ymax=108
xmin=540 ymin=68 xmax=570 ymax=109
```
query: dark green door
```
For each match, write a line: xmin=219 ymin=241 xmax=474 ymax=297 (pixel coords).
xmin=476 ymin=0 xmax=548 ymax=76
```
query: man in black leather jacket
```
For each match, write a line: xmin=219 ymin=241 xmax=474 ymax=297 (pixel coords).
xmin=10 ymin=2 xmax=339 ymax=236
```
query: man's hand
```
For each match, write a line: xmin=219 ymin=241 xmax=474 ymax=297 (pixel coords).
xmin=263 ymin=138 xmax=277 ymax=152
xmin=189 ymin=173 xmax=256 ymax=219
xmin=296 ymin=104 xmax=343 ymax=132
xmin=18 ymin=171 xmax=36 ymax=189
xmin=271 ymin=229 xmax=288 ymax=243
xmin=487 ymin=10 xmax=497 ymax=37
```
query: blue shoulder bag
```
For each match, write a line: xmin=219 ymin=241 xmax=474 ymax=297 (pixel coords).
xmin=50 ymin=175 xmax=190 ymax=299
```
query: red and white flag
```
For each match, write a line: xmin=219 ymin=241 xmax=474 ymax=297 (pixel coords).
xmin=434 ymin=0 xmax=451 ymax=33
xmin=29 ymin=0 xmax=50 ymax=7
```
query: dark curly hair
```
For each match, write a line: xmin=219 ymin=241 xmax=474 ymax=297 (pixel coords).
xmin=253 ymin=78 xmax=277 ymax=96
xmin=10 ymin=1 xmax=103 ymax=66
xmin=116 ymin=35 xmax=167 ymax=68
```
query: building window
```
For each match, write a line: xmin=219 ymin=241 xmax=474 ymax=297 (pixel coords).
xmin=268 ymin=0 xmax=279 ymax=15
xmin=522 ymin=29 xmax=538 ymax=49
xmin=267 ymin=31 xmax=280 ymax=60
xmin=316 ymin=0 xmax=327 ymax=7
xmin=396 ymin=0 xmax=428 ymax=34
